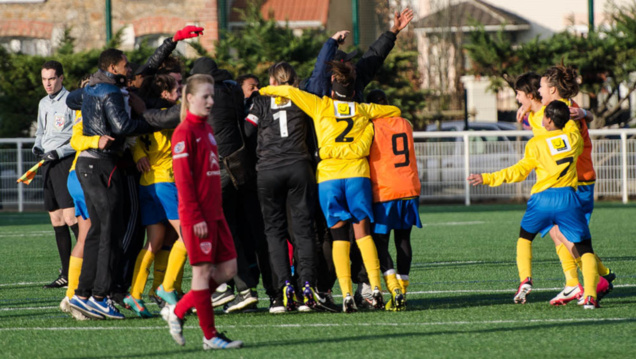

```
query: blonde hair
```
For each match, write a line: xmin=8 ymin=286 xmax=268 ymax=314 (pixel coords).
xmin=268 ymin=62 xmax=299 ymax=87
xmin=180 ymin=74 xmax=215 ymax=122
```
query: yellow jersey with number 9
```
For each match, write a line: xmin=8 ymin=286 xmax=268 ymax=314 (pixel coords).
xmin=482 ymin=120 xmax=582 ymax=194
xmin=259 ymin=85 xmax=401 ymax=183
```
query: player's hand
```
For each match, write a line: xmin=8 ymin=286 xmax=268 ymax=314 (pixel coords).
xmin=569 ymin=107 xmax=586 ymax=121
xmin=98 ymin=135 xmax=115 ymax=149
xmin=193 ymin=221 xmax=208 ymax=239
xmin=516 ymin=105 xmax=530 ymax=124
xmin=136 ymin=157 xmax=151 ymax=173
xmin=42 ymin=150 xmax=59 ymax=162
xmin=467 ymin=174 xmax=483 ymax=186
xmin=331 ymin=30 xmax=350 ymax=44
xmin=391 ymin=8 xmax=414 ymax=34
xmin=173 ymin=26 xmax=204 ymax=41
xmin=33 ymin=147 xmax=44 ymax=159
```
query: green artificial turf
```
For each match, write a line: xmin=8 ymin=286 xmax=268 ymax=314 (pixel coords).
xmin=1 ymin=203 xmax=635 ymax=358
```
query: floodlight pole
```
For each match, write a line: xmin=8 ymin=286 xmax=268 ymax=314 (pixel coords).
xmin=352 ymin=0 xmax=359 ymax=46
xmin=105 ymin=0 xmax=112 ymax=44
xmin=588 ymin=0 xmax=594 ymax=32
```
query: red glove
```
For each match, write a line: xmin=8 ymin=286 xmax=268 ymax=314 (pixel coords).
xmin=173 ymin=26 xmax=204 ymax=41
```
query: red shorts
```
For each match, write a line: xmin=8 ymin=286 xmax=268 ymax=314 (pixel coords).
xmin=182 ymin=219 xmax=237 ymax=265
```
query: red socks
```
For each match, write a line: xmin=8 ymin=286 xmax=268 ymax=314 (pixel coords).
xmin=175 ymin=289 xmax=217 ymax=340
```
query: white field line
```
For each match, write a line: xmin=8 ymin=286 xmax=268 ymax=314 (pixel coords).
xmin=0 ymin=231 xmax=52 ymax=238
xmin=1 ymin=284 xmax=634 ymax=311
xmin=0 ymin=317 xmax=634 ymax=331
xmin=0 ymin=281 xmax=49 ymax=287
xmin=422 ymin=221 xmax=486 ymax=226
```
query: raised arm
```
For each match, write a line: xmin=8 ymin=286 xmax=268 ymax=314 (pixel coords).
xmin=355 ymin=9 xmax=414 ymax=92
xmin=304 ymin=31 xmax=348 ymax=96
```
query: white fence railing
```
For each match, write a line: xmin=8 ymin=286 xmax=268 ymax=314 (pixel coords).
xmin=414 ymin=129 xmax=636 ymax=205
xmin=1 ymin=129 xmax=636 ymax=211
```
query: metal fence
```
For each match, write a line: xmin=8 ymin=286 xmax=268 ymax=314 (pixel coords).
xmin=415 ymin=129 xmax=636 ymax=204
xmin=1 ymin=130 xmax=636 ymax=211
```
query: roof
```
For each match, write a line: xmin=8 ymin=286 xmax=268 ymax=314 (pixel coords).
xmin=414 ymin=0 xmax=530 ymax=33
xmin=229 ymin=0 xmax=330 ymax=29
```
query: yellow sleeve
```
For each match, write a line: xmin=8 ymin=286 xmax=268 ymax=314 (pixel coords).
xmin=360 ymin=103 xmax=401 ymax=120
xmin=482 ymin=141 xmax=538 ymax=187
xmin=132 ymin=137 xmax=148 ymax=163
xmin=259 ymin=85 xmax=321 ymax=119
xmin=320 ymin=123 xmax=375 ymax=160
xmin=70 ymin=118 xmax=100 ymax=152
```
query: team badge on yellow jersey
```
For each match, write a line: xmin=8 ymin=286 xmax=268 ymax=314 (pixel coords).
xmin=547 ymin=134 xmax=571 ymax=155
xmin=334 ymin=101 xmax=356 ymax=118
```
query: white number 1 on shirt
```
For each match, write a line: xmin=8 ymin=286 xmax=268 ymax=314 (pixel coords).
xmin=274 ymin=111 xmax=288 ymax=138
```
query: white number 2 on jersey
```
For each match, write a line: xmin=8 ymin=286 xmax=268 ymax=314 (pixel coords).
xmin=273 ymin=111 xmax=288 ymax=138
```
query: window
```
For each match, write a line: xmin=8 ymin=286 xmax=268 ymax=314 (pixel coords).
xmin=0 ymin=37 xmax=51 ymax=56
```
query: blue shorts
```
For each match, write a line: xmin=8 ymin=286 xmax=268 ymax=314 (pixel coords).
xmin=521 ymin=187 xmax=591 ymax=243
xmin=539 ymin=183 xmax=595 ymax=237
xmin=67 ymin=170 xmax=89 ymax=220
xmin=139 ymin=182 xmax=179 ymax=226
xmin=372 ymin=198 xmax=422 ymax=234
xmin=318 ymin=177 xmax=373 ymax=228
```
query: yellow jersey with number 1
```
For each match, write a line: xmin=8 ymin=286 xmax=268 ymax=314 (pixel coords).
xmin=482 ymin=120 xmax=582 ymax=194
xmin=259 ymin=85 xmax=401 ymax=183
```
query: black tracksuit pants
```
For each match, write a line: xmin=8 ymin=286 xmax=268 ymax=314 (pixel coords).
xmin=221 ymin=169 xmax=277 ymax=297
xmin=75 ymin=157 xmax=125 ymax=298
xmin=257 ymin=161 xmax=317 ymax=293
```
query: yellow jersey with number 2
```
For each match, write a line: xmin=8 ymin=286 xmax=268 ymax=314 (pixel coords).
xmin=259 ymin=85 xmax=401 ymax=183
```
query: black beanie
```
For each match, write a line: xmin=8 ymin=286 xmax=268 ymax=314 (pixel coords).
xmin=190 ymin=57 xmax=218 ymax=75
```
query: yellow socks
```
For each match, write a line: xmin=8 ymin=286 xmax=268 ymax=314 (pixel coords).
xmin=581 ymin=252 xmax=599 ymax=299
xmin=595 ymin=254 xmax=610 ymax=277
xmin=397 ymin=275 xmax=409 ymax=295
xmin=150 ymin=249 xmax=170 ymax=296
xmin=556 ymin=243 xmax=579 ymax=287
xmin=383 ymin=270 xmax=400 ymax=294
xmin=516 ymin=238 xmax=533 ymax=281
xmin=66 ymin=256 xmax=83 ymax=299
xmin=332 ymin=240 xmax=353 ymax=296
xmin=175 ymin=264 xmax=185 ymax=295
xmin=130 ymin=249 xmax=155 ymax=299
xmin=356 ymin=235 xmax=383 ymax=291
xmin=162 ymin=240 xmax=187 ymax=292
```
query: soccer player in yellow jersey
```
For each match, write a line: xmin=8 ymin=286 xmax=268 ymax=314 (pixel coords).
xmin=259 ymin=61 xmax=401 ymax=312
xmin=468 ymin=101 xmax=602 ymax=309
xmin=125 ymin=75 xmax=186 ymax=316
xmin=515 ymin=70 xmax=611 ymax=306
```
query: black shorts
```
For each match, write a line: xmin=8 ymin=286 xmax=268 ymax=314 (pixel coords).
xmin=42 ymin=155 xmax=74 ymax=211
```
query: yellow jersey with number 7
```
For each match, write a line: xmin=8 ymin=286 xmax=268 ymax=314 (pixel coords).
xmin=482 ymin=120 xmax=582 ymax=194
xmin=259 ymin=85 xmax=401 ymax=183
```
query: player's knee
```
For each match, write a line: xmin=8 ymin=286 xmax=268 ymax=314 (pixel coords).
xmin=519 ymin=227 xmax=537 ymax=241
xmin=574 ymin=239 xmax=594 ymax=255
